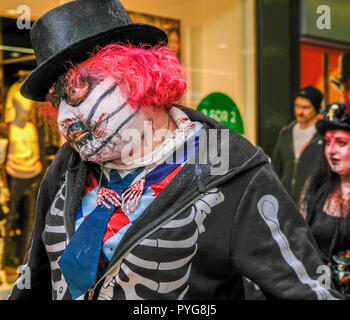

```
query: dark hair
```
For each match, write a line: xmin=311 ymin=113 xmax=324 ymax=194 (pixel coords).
xmin=305 ymin=141 xmax=339 ymax=224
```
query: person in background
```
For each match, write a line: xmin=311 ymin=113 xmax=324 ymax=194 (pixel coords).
xmin=300 ymin=102 xmax=350 ymax=299
xmin=272 ymin=86 xmax=324 ymax=203
xmin=0 ymin=83 xmax=44 ymax=269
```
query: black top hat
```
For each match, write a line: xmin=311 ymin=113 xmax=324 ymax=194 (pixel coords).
xmin=316 ymin=102 xmax=350 ymax=135
xmin=331 ymin=53 xmax=350 ymax=89
xmin=20 ymin=0 xmax=168 ymax=102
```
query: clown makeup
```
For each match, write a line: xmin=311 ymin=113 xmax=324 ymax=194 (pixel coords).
xmin=56 ymin=76 xmax=148 ymax=163
xmin=324 ymin=130 xmax=350 ymax=176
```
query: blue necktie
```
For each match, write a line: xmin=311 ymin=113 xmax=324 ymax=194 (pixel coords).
xmin=58 ymin=167 xmax=143 ymax=299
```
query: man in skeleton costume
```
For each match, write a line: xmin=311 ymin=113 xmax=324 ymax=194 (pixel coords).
xmin=8 ymin=0 xmax=342 ymax=300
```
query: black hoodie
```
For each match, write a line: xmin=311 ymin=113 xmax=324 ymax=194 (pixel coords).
xmin=8 ymin=106 xmax=341 ymax=300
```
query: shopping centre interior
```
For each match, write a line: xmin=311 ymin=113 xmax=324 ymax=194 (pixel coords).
xmin=0 ymin=0 xmax=350 ymax=300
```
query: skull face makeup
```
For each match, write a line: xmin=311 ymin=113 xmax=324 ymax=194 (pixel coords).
xmin=55 ymin=77 xmax=147 ymax=163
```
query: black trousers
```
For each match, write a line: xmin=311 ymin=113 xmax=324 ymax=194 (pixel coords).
xmin=5 ymin=174 xmax=41 ymax=268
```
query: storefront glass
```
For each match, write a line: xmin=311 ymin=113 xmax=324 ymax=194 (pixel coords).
xmin=300 ymin=0 xmax=350 ymax=108
xmin=123 ymin=0 xmax=257 ymax=144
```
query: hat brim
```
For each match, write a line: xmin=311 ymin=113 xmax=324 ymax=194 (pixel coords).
xmin=330 ymin=77 xmax=342 ymax=89
xmin=316 ymin=119 xmax=350 ymax=135
xmin=20 ymin=24 xmax=168 ymax=101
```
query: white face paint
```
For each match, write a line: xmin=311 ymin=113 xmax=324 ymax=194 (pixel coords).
xmin=57 ymin=77 xmax=146 ymax=163
xmin=324 ymin=130 xmax=350 ymax=176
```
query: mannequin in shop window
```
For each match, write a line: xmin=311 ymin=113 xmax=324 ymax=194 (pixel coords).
xmin=0 ymin=73 xmax=46 ymax=269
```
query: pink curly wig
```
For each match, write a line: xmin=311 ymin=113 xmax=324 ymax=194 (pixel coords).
xmin=44 ymin=43 xmax=187 ymax=119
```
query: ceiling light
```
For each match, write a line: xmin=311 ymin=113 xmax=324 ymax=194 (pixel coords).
xmin=218 ymin=43 xmax=228 ymax=49
xmin=5 ymin=9 xmax=17 ymax=15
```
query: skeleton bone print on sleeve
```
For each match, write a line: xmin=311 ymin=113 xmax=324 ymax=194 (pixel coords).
xmin=42 ymin=182 xmax=70 ymax=300
xmin=98 ymin=188 xmax=224 ymax=300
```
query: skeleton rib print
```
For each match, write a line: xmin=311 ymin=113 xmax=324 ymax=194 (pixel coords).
xmin=42 ymin=182 xmax=70 ymax=300
xmin=98 ymin=188 xmax=224 ymax=300
xmin=41 ymin=179 xmax=224 ymax=300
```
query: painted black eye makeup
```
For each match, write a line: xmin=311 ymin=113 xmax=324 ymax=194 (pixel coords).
xmin=48 ymin=75 xmax=98 ymax=109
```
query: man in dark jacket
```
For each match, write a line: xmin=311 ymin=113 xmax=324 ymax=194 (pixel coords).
xmin=272 ymin=86 xmax=324 ymax=204
xmin=8 ymin=0 xmax=341 ymax=300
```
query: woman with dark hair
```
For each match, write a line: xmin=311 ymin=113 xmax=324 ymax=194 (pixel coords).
xmin=300 ymin=102 xmax=350 ymax=299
